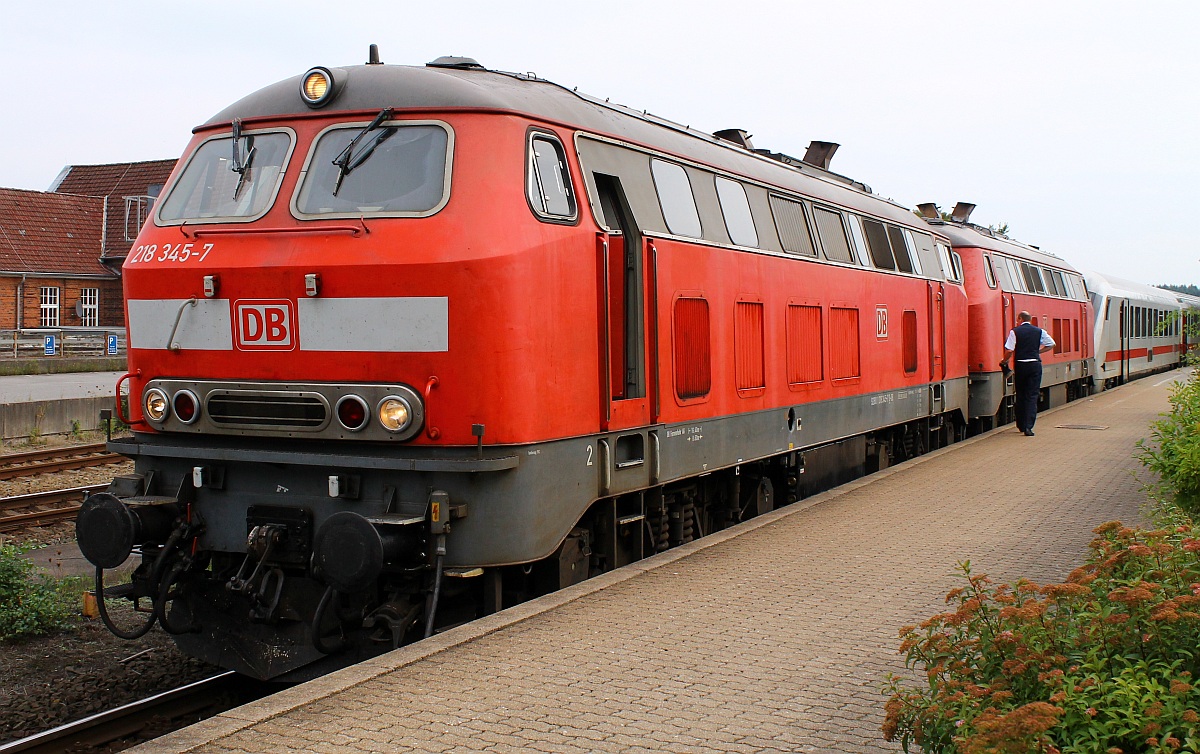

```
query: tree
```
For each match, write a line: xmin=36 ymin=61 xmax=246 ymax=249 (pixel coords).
xmin=1160 ymin=283 xmax=1200 ymax=297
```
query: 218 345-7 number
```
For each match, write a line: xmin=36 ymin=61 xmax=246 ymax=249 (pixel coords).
xmin=127 ymin=242 xmax=215 ymax=264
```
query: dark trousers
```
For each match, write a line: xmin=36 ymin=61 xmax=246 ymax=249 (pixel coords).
xmin=1014 ymin=360 xmax=1042 ymax=431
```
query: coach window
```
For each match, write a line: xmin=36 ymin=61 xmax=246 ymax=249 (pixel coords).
xmin=813 ymin=206 xmax=855 ymax=263
xmin=715 ymin=177 xmax=758 ymax=247
xmin=651 ymin=159 xmax=702 ymax=238
xmin=983 ymin=255 xmax=997 ymax=288
xmin=294 ymin=122 xmax=452 ymax=218
xmin=861 ymin=218 xmax=896 ymax=270
xmin=159 ymin=129 xmax=294 ymax=224
xmin=886 ymin=225 xmax=915 ymax=273
xmin=1007 ymin=259 xmax=1027 ymax=291
xmin=846 ymin=215 xmax=871 ymax=266
xmin=770 ymin=195 xmax=817 ymax=256
xmin=950 ymin=251 xmax=964 ymax=283
xmin=1021 ymin=263 xmax=1046 ymax=294
xmin=527 ymin=134 xmax=576 ymax=221
xmin=936 ymin=242 xmax=956 ymax=282
xmin=1058 ymin=272 xmax=1073 ymax=298
xmin=900 ymin=229 xmax=924 ymax=275
xmin=1053 ymin=270 xmax=1070 ymax=297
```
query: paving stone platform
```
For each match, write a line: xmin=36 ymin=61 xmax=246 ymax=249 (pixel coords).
xmin=134 ymin=370 xmax=1186 ymax=753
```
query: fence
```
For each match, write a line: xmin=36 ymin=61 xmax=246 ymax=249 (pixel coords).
xmin=0 ymin=329 xmax=127 ymax=359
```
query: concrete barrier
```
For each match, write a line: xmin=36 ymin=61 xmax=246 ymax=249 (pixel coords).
xmin=0 ymin=396 xmax=116 ymax=441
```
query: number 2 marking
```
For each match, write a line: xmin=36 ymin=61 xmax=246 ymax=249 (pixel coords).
xmin=586 ymin=445 xmax=594 ymax=466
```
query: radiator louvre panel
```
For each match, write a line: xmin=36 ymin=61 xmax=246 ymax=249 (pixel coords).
xmin=830 ymin=307 xmax=861 ymax=379
xmin=673 ymin=297 xmax=711 ymax=399
xmin=903 ymin=310 xmax=918 ymax=374
xmin=786 ymin=304 xmax=823 ymax=384
xmin=735 ymin=302 xmax=765 ymax=391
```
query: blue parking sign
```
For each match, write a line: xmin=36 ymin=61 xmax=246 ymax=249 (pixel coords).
xmin=43 ymin=335 xmax=56 ymax=356
xmin=107 ymin=334 xmax=119 ymax=355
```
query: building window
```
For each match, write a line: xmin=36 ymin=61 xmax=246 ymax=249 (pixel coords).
xmin=40 ymin=287 xmax=60 ymax=327
xmin=80 ymin=288 xmax=99 ymax=326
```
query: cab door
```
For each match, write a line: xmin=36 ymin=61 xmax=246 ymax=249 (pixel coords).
xmin=928 ymin=281 xmax=946 ymax=381
xmin=594 ymin=174 xmax=650 ymax=431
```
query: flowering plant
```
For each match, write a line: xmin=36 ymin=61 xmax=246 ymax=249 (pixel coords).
xmin=884 ymin=522 xmax=1200 ymax=753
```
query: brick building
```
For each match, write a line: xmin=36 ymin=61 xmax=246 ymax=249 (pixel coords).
xmin=0 ymin=188 xmax=122 ymax=329
xmin=50 ymin=159 xmax=177 ymax=270
xmin=0 ymin=160 xmax=176 ymax=331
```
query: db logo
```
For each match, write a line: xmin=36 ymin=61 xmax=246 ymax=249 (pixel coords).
xmin=234 ymin=300 xmax=296 ymax=351
xmin=876 ymin=305 xmax=888 ymax=340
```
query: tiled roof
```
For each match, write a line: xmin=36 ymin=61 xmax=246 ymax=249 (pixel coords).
xmin=51 ymin=159 xmax=176 ymax=197
xmin=51 ymin=160 xmax=177 ymax=257
xmin=0 ymin=189 xmax=115 ymax=276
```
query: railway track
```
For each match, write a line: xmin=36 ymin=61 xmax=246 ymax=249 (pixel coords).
xmin=0 ymin=483 xmax=109 ymax=532
xmin=0 ymin=442 xmax=124 ymax=481
xmin=0 ymin=672 xmax=277 ymax=753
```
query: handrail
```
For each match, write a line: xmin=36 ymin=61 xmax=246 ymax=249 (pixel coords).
xmin=424 ymin=376 xmax=440 ymax=440
xmin=114 ymin=370 xmax=141 ymax=425
xmin=180 ymin=218 xmax=369 ymax=239
xmin=167 ymin=298 xmax=198 ymax=352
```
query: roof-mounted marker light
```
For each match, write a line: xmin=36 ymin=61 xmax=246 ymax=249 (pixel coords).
xmin=301 ymin=67 xmax=334 ymax=108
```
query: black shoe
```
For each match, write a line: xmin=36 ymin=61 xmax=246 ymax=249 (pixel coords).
xmin=1024 ymin=430 xmax=1035 ymax=436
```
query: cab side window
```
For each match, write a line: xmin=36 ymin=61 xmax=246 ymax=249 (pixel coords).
xmin=527 ymin=134 xmax=577 ymax=221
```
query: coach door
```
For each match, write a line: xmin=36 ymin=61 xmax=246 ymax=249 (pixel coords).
xmin=1120 ymin=299 xmax=1130 ymax=383
xmin=594 ymin=174 xmax=651 ymax=431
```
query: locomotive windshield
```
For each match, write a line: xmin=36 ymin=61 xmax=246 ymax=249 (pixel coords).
xmin=157 ymin=131 xmax=292 ymax=223
xmin=293 ymin=122 xmax=450 ymax=217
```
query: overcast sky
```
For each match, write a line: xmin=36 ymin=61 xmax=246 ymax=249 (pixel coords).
xmin=1 ymin=1 xmax=1195 ymax=285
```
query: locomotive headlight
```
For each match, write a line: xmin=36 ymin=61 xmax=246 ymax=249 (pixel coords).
xmin=377 ymin=396 xmax=412 ymax=432
xmin=300 ymin=67 xmax=334 ymax=107
xmin=144 ymin=388 xmax=169 ymax=423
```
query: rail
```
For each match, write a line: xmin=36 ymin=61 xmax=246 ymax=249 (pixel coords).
xmin=0 ymin=483 xmax=109 ymax=532
xmin=0 ymin=443 xmax=123 ymax=481
xmin=0 ymin=671 xmax=277 ymax=754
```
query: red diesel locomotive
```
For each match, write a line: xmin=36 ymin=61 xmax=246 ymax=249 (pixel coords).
xmin=919 ymin=203 xmax=1095 ymax=432
xmin=79 ymin=48 xmax=977 ymax=680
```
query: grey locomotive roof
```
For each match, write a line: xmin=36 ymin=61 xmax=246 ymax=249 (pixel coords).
xmin=932 ymin=221 xmax=1078 ymax=273
xmin=201 ymin=59 xmax=936 ymax=235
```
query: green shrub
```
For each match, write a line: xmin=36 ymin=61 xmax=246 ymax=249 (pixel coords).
xmin=0 ymin=543 xmax=78 ymax=641
xmin=884 ymin=519 xmax=1200 ymax=752
xmin=1138 ymin=372 xmax=1200 ymax=516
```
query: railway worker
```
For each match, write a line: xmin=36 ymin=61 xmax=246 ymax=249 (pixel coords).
xmin=1001 ymin=311 xmax=1055 ymax=436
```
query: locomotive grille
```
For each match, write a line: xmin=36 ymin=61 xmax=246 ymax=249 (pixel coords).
xmin=207 ymin=391 xmax=328 ymax=430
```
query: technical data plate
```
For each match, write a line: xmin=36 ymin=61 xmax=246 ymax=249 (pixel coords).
xmin=1055 ymin=424 xmax=1110 ymax=430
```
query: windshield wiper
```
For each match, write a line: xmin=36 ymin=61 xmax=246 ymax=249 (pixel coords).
xmin=230 ymin=119 xmax=257 ymax=200
xmin=331 ymin=107 xmax=394 ymax=196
